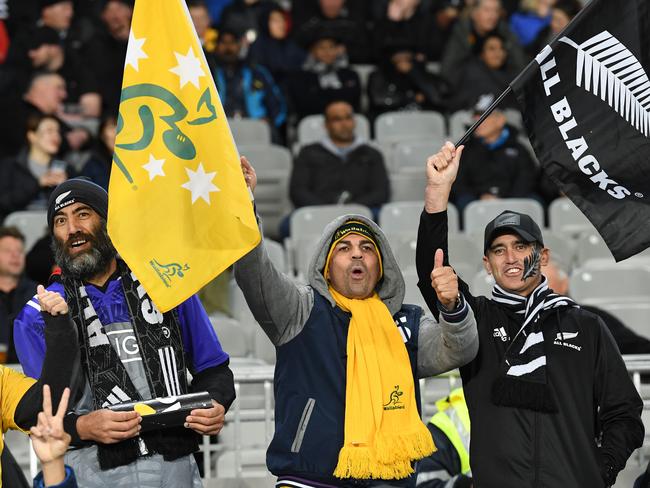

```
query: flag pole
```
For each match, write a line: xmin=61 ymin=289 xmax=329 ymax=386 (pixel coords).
xmin=454 ymin=86 xmax=513 ymax=147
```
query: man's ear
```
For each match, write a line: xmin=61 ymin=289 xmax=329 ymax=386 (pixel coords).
xmin=482 ymin=255 xmax=492 ymax=275
xmin=539 ymin=247 xmax=550 ymax=267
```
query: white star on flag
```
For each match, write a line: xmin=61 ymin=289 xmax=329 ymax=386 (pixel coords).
xmin=125 ymin=31 xmax=148 ymax=71
xmin=142 ymin=154 xmax=166 ymax=180
xmin=169 ymin=47 xmax=205 ymax=89
xmin=181 ymin=163 xmax=220 ymax=204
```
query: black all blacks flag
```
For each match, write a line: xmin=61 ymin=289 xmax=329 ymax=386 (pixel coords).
xmin=511 ymin=0 xmax=650 ymax=261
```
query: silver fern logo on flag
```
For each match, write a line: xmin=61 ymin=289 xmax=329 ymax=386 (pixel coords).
xmin=559 ymin=31 xmax=650 ymax=138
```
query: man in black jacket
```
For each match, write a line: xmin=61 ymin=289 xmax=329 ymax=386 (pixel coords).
xmin=452 ymin=94 xmax=539 ymax=213
xmin=290 ymin=100 xmax=389 ymax=212
xmin=415 ymin=142 xmax=644 ymax=488
xmin=0 ymin=226 xmax=37 ymax=364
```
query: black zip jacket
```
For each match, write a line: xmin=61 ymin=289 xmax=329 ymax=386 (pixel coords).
xmin=415 ymin=209 xmax=644 ymax=488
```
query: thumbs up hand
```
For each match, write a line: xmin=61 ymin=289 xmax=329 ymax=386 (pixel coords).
xmin=37 ymin=285 xmax=69 ymax=316
xmin=430 ymin=249 xmax=460 ymax=311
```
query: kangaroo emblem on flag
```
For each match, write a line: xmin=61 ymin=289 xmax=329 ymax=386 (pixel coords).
xmin=560 ymin=31 xmax=650 ymax=137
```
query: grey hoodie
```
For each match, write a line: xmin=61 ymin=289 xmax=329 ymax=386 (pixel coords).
xmin=234 ymin=213 xmax=478 ymax=377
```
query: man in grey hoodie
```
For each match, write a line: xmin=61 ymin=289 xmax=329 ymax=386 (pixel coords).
xmin=235 ymin=158 xmax=478 ymax=488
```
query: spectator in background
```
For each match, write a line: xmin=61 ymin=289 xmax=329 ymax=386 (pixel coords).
xmin=212 ymin=27 xmax=287 ymax=142
xmin=204 ymin=0 xmax=235 ymax=26
xmin=287 ymin=29 xmax=360 ymax=120
xmin=0 ymin=71 xmax=67 ymax=157
xmin=295 ymin=0 xmax=371 ymax=64
xmin=450 ymin=32 xmax=519 ymax=111
xmin=248 ymin=4 xmax=306 ymax=86
xmin=5 ymin=26 xmax=100 ymax=117
xmin=425 ymin=0 xmax=464 ymax=61
xmin=544 ymin=256 xmax=650 ymax=355
xmin=370 ymin=0 xmax=433 ymax=64
xmin=0 ymin=227 xmax=36 ymax=364
xmin=367 ymin=43 xmax=451 ymax=120
xmin=0 ymin=113 xmax=73 ymax=219
xmin=81 ymin=115 xmax=116 ymax=190
xmin=188 ymin=0 xmax=218 ymax=55
xmin=441 ymin=0 xmax=527 ymax=86
xmin=451 ymin=94 xmax=539 ymax=213
xmin=289 ymin=100 xmax=389 ymax=219
xmin=219 ymin=0 xmax=275 ymax=46
xmin=82 ymin=0 xmax=132 ymax=115
xmin=8 ymin=0 xmax=98 ymax=113
xmin=528 ymin=0 xmax=581 ymax=57
xmin=509 ymin=0 xmax=554 ymax=50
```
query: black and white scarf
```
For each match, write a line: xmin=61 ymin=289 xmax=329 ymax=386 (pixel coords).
xmin=62 ymin=260 xmax=199 ymax=470
xmin=490 ymin=277 xmax=578 ymax=412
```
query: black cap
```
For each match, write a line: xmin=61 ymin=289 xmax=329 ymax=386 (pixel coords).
xmin=47 ymin=178 xmax=108 ymax=231
xmin=484 ymin=210 xmax=544 ymax=255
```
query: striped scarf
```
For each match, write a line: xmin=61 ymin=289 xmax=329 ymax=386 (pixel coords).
xmin=490 ymin=276 xmax=578 ymax=412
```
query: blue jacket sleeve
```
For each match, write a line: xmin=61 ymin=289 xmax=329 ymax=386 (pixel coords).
xmin=14 ymin=293 xmax=50 ymax=378
xmin=178 ymin=294 xmax=229 ymax=374
xmin=33 ymin=465 xmax=77 ymax=488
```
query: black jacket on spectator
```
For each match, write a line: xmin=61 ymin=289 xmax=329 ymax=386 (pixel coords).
xmin=450 ymin=58 xmax=519 ymax=111
xmin=0 ymin=100 xmax=42 ymax=158
xmin=441 ymin=18 xmax=527 ymax=86
xmin=452 ymin=126 xmax=538 ymax=204
xmin=81 ymin=140 xmax=112 ymax=190
xmin=0 ymin=275 xmax=36 ymax=364
xmin=367 ymin=60 xmax=450 ymax=118
xmin=220 ymin=0 xmax=275 ymax=38
xmin=370 ymin=4 xmax=434 ymax=62
xmin=82 ymin=27 xmax=127 ymax=115
xmin=416 ymin=210 xmax=644 ymax=488
xmin=248 ymin=18 xmax=307 ymax=86
xmin=290 ymin=140 xmax=389 ymax=208
xmin=0 ymin=150 xmax=74 ymax=220
xmin=582 ymin=305 xmax=650 ymax=355
xmin=287 ymin=64 xmax=361 ymax=120
xmin=296 ymin=16 xmax=371 ymax=65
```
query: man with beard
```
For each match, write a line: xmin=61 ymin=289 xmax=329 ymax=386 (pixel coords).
xmin=13 ymin=178 xmax=236 ymax=487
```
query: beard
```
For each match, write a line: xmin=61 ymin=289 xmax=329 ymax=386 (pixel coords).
xmin=51 ymin=219 xmax=117 ymax=281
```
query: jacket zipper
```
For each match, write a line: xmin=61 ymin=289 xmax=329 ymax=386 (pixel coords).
xmin=291 ymin=398 xmax=316 ymax=453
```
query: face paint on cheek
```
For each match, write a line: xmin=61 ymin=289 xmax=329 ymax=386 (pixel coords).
xmin=521 ymin=246 xmax=541 ymax=281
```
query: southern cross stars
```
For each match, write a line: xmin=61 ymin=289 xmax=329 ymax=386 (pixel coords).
xmin=169 ymin=47 xmax=205 ymax=89
xmin=125 ymin=31 xmax=147 ymax=71
xmin=142 ymin=154 xmax=165 ymax=180
xmin=181 ymin=163 xmax=220 ymax=204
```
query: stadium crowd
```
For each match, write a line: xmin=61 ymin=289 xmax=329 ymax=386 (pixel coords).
xmin=2 ymin=0 xmax=650 ymax=487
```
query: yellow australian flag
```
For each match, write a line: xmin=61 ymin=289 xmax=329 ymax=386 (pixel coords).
xmin=108 ymin=0 xmax=260 ymax=312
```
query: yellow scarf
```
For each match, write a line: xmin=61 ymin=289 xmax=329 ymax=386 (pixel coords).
xmin=329 ymin=287 xmax=435 ymax=479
